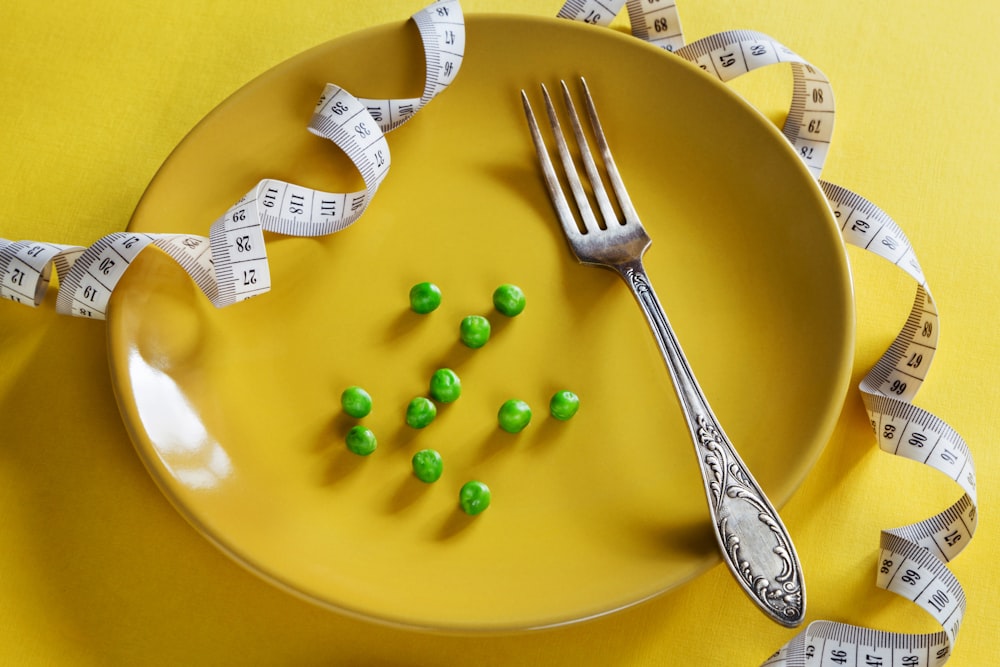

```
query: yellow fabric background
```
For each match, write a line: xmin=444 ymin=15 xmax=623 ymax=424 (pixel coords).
xmin=1 ymin=1 xmax=996 ymax=664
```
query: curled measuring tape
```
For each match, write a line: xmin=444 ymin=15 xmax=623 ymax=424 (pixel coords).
xmin=560 ymin=1 xmax=834 ymax=178
xmin=557 ymin=0 xmax=976 ymax=663
xmin=0 ymin=0 xmax=464 ymax=320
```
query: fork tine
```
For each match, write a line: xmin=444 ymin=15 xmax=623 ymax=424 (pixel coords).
xmin=522 ymin=84 xmax=604 ymax=236
xmin=558 ymin=80 xmax=620 ymax=229
xmin=577 ymin=78 xmax=640 ymax=225
xmin=520 ymin=89 xmax=590 ymax=239
xmin=538 ymin=83 xmax=603 ymax=235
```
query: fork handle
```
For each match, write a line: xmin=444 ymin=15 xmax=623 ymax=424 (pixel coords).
xmin=618 ymin=258 xmax=806 ymax=628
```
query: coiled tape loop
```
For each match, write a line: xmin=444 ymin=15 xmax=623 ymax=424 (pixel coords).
xmin=0 ymin=0 xmax=464 ymax=319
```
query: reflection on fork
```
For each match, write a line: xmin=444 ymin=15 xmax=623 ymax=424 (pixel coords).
xmin=520 ymin=78 xmax=805 ymax=628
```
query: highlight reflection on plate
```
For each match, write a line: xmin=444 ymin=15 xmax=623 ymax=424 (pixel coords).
xmin=108 ymin=14 xmax=854 ymax=631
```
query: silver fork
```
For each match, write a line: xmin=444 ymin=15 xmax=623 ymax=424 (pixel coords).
xmin=521 ymin=78 xmax=805 ymax=628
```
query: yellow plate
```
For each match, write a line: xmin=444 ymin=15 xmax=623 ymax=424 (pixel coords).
xmin=108 ymin=13 xmax=854 ymax=631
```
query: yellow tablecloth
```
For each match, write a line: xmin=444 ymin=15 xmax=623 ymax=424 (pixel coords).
xmin=1 ymin=1 xmax=996 ymax=664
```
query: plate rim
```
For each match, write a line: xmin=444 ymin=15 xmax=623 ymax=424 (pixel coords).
xmin=107 ymin=11 xmax=856 ymax=632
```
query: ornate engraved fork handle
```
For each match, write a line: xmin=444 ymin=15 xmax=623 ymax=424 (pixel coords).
xmin=618 ymin=258 xmax=806 ymax=628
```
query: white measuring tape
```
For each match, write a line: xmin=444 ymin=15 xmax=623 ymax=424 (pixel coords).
xmin=0 ymin=0 xmax=464 ymax=319
xmin=1 ymin=0 xmax=976 ymax=662
xmin=557 ymin=0 xmax=976 ymax=663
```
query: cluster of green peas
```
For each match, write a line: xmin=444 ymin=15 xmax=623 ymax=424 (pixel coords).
xmin=337 ymin=282 xmax=580 ymax=516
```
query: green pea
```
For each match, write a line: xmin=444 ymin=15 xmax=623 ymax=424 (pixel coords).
xmin=340 ymin=386 xmax=372 ymax=418
xmin=429 ymin=368 xmax=462 ymax=403
xmin=492 ymin=283 xmax=526 ymax=317
xmin=345 ymin=425 xmax=377 ymax=456
xmin=409 ymin=281 xmax=442 ymax=314
xmin=549 ymin=390 xmax=580 ymax=421
xmin=405 ymin=396 xmax=437 ymax=429
xmin=411 ymin=449 xmax=443 ymax=483
xmin=497 ymin=399 xmax=532 ymax=433
xmin=459 ymin=315 xmax=491 ymax=348
xmin=458 ymin=480 xmax=491 ymax=515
